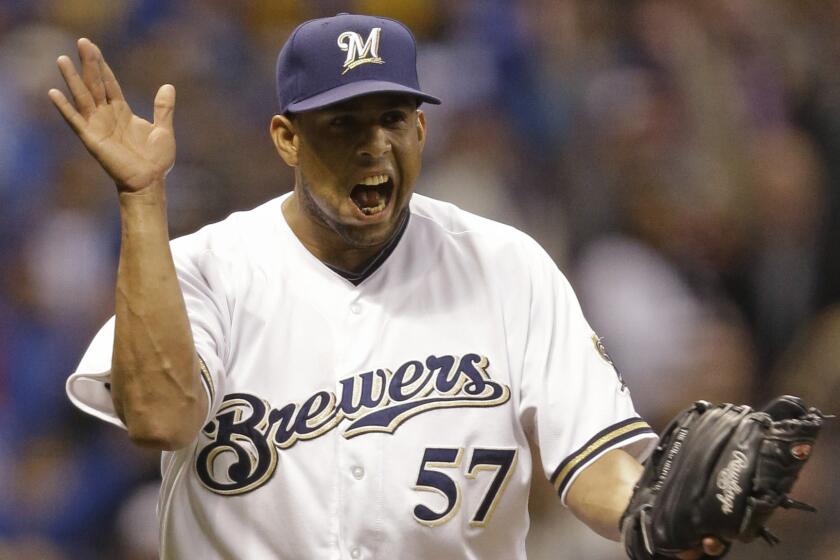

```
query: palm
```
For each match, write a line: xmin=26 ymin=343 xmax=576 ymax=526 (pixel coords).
xmin=85 ymin=100 xmax=174 ymax=190
xmin=49 ymin=38 xmax=177 ymax=193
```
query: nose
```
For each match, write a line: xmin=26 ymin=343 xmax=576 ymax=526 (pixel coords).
xmin=357 ymin=125 xmax=391 ymax=159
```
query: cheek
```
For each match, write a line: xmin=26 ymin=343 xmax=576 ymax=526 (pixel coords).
xmin=298 ymin=152 xmax=343 ymax=195
xmin=301 ymin=176 xmax=344 ymax=212
xmin=298 ymin=149 xmax=329 ymax=182
xmin=399 ymin=144 xmax=424 ymax=184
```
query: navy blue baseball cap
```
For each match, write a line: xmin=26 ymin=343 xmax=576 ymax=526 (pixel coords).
xmin=276 ymin=13 xmax=441 ymax=114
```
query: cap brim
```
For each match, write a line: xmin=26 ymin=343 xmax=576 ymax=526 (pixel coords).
xmin=286 ymin=80 xmax=441 ymax=113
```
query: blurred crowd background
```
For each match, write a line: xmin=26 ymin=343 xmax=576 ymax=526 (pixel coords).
xmin=1 ymin=0 xmax=839 ymax=558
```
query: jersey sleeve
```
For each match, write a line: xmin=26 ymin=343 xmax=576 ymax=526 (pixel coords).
xmin=65 ymin=235 xmax=229 ymax=429
xmin=516 ymin=240 xmax=657 ymax=505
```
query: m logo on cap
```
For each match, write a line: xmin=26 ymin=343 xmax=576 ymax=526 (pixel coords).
xmin=337 ymin=28 xmax=383 ymax=74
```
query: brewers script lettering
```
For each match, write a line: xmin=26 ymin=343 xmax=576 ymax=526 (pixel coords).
xmin=195 ymin=353 xmax=510 ymax=495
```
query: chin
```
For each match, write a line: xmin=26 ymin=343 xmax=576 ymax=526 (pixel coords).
xmin=337 ymin=208 xmax=407 ymax=249
xmin=336 ymin=222 xmax=396 ymax=249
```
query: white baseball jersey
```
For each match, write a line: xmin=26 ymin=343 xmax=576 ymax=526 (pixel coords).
xmin=67 ymin=192 xmax=656 ymax=559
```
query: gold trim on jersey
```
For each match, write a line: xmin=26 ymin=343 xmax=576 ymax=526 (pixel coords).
xmin=551 ymin=418 xmax=653 ymax=495
xmin=197 ymin=354 xmax=215 ymax=403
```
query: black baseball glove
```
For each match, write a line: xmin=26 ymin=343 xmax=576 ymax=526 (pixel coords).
xmin=621 ymin=395 xmax=826 ymax=559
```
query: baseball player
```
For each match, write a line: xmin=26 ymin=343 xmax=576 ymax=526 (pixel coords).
xmin=51 ymin=13 xmax=726 ymax=560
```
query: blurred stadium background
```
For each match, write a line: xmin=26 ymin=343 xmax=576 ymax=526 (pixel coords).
xmin=1 ymin=0 xmax=839 ymax=558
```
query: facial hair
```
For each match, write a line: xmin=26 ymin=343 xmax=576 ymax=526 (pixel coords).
xmin=296 ymin=172 xmax=406 ymax=250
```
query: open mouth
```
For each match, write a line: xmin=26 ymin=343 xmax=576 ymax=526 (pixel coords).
xmin=349 ymin=174 xmax=394 ymax=217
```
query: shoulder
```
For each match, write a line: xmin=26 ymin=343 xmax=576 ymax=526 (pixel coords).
xmin=409 ymin=193 xmax=555 ymax=266
xmin=409 ymin=194 xmax=540 ymax=249
xmin=170 ymin=196 xmax=285 ymax=260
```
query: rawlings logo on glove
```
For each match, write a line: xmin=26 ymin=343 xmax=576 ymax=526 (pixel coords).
xmin=621 ymin=396 xmax=828 ymax=559
xmin=715 ymin=450 xmax=747 ymax=514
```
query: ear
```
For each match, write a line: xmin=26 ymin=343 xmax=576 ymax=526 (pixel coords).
xmin=416 ymin=110 xmax=427 ymax=150
xmin=270 ymin=114 xmax=299 ymax=167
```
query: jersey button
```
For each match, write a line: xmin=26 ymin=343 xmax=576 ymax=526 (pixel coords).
xmin=351 ymin=546 xmax=361 ymax=559
xmin=350 ymin=303 xmax=362 ymax=314
xmin=352 ymin=466 xmax=365 ymax=480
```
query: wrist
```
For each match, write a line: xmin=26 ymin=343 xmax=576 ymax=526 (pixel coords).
xmin=118 ymin=180 xmax=167 ymax=208
xmin=118 ymin=183 xmax=170 ymax=232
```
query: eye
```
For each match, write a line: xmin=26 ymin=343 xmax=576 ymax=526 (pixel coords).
xmin=329 ymin=115 xmax=354 ymax=128
xmin=382 ymin=110 xmax=408 ymax=127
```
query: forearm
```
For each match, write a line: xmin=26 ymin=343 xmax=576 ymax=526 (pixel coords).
xmin=112 ymin=184 xmax=206 ymax=450
xmin=565 ymin=448 xmax=643 ymax=541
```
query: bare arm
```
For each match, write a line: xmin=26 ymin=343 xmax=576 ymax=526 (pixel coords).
xmin=566 ymin=448 xmax=725 ymax=559
xmin=565 ymin=448 xmax=643 ymax=541
xmin=50 ymin=38 xmax=206 ymax=450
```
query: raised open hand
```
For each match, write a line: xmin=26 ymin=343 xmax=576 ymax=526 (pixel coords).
xmin=49 ymin=38 xmax=176 ymax=193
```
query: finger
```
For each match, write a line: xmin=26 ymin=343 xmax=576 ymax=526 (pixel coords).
xmin=48 ymin=88 xmax=87 ymax=134
xmin=702 ymin=537 xmax=727 ymax=556
xmin=153 ymin=84 xmax=176 ymax=130
xmin=90 ymin=42 xmax=125 ymax=102
xmin=56 ymin=55 xmax=95 ymax=118
xmin=78 ymin=37 xmax=107 ymax=106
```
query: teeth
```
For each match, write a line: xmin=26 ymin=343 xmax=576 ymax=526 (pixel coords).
xmin=360 ymin=174 xmax=389 ymax=186
xmin=353 ymin=175 xmax=390 ymax=215
xmin=361 ymin=200 xmax=387 ymax=215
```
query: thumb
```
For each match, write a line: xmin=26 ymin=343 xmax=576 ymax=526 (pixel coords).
xmin=153 ymin=84 xmax=176 ymax=130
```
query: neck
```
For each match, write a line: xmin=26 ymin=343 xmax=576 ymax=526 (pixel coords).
xmin=281 ymin=194 xmax=405 ymax=273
